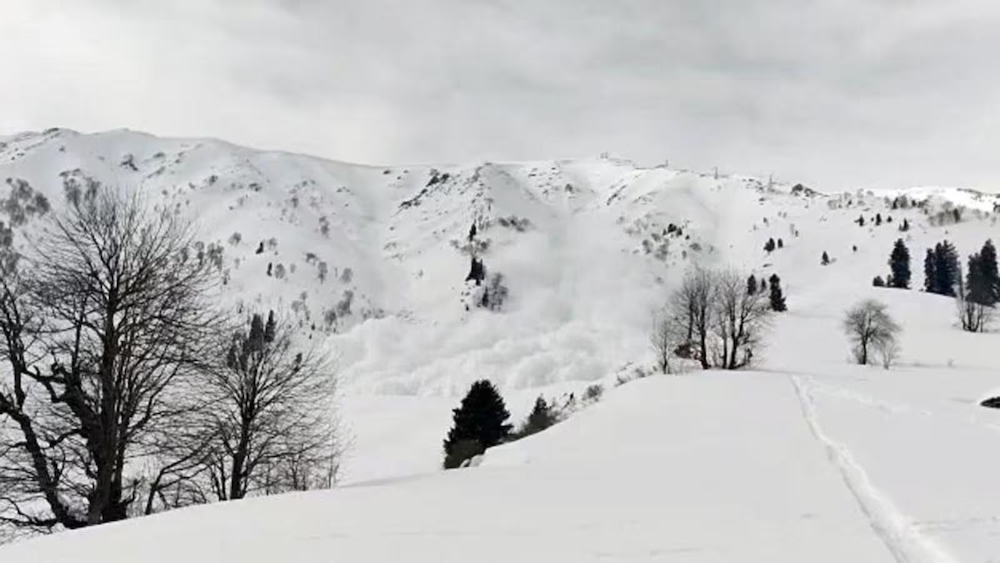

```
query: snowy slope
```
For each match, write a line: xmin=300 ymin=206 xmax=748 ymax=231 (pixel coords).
xmin=3 ymin=128 xmax=1000 ymax=560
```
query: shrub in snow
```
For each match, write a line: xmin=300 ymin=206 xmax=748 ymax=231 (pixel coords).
xmin=443 ymin=380 xmax=512 ymax=469
xmin=821 ymin=251 xmax=830 ymax=266
xmin=583 ymin=384 xmax=604 ymax=404
xmin=873 ymin=276 xmax=886 ymax=287
xmin=336 ymin=290 xmax=354 ymax=317
xmin=478 ymin=273 xmax=509 ymax=311
xmin=466 ymin=257 xmax=486 ymax=285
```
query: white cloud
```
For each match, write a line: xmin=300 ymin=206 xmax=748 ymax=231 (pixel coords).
xmin=2 ymin=0 xmax=1000 ymax=190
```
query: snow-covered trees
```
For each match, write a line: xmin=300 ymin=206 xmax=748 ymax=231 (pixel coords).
xmin=888 ymin=239 xmax=911 ymax=289
xmin=843 ymin=300 xmax=901 ymax=366
xmin=443 ymin=380 xmax=512 ymax=469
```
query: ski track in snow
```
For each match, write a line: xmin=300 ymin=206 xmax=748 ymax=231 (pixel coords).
xmin=789 ymin=375 xmax=957 ymax=563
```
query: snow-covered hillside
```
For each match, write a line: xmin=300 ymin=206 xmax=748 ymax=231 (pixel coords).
xmin=3 ymin=128 xmax=1000 ymax=561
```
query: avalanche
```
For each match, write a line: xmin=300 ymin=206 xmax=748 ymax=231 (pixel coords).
xmin=1 ymin=128 xmax=1000 ymax=561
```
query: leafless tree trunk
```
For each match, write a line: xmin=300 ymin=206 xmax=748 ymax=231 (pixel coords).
xmin=843 ymin=299 xmax=901 ymax=365
xmin=650 ymin=310 xmax=679 ymax=374
xmin=957 ymin=274 xmax=993 ymax=333
xmin=669 ymin=268 xmax=715 ymax=369
xmin=877 ymin=339 xmax=900 ymax=370
xmin=711 ymin=270 xmax=771 ymax=370
xmin=0 ymin=188 xmax=219 ymax=531
xmin=199 ymin=311 xmax=340 ymax=501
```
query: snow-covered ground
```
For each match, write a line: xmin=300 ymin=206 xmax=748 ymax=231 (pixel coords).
xmin=2 ymin=128 xmax=1000 ymax=561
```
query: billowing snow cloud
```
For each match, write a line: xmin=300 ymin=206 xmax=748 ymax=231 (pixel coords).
xmin=3 ymin=0 xmax=1000 ymax=190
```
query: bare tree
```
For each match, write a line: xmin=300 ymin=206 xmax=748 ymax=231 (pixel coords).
xmin=957 ymin=272 xmax=993 ymax=333
xmin=878 ymin=338 xmax=901 ymax=370
xmin=199 ymin=311 xmax=340 ymax=501
xmin=650 ymin=310 xmax=680 ymax=374
xmin=0 ymin=188 xmax=219 ymax=530
xmin=843 ymin=300 xmax=901 ymax=365
xmin=664 ymin=267 xmax=770 ymax=371
xmin=668 ymin=268 xmax=715 ymax=369
xmin=711 ymin=270 xmax=771 ymax=369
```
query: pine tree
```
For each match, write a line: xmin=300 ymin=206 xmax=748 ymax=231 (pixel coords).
xmin=873 ymin=276 xmax=886 ymax=287
xmin=443 ymin=380 xmax=512 ymax=469
xmin=747 ymin=274 xmax=758 ymax=295
xmin=518 ymin=396 xmax=557 ymax=438
xmin=978 ymin=239 xmax=999 ymax=305
xmin=821 ymin=251 xmax=830 ymax=266
xmin=900 ymin=218 xmax=910 ymax=232
xmin=889 ymin=239 xmax=911 ymax=289
xmin=876 ymin=213 xmax=882 ymax=226
xmin=923 ymin=248 xmax=936 ymax=292
xmin=932 ymin=241 xmax=959 ymax=296
xmin=778 ymin=238 xmax=784 ymax=249
xmin=966 ymin=252 xmax=992 ymax=306
xmin=263 ymin=310 xmax=276 ymax=343
xmin=764 ymin=238 xmax=776 ymax=253
xmin=768 ymin=274 xmax=787 ymax=312
xmin=857 ymin=215 xmax=865 ymax=226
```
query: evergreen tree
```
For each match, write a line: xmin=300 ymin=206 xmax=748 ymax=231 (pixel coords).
xmin=966 ymin=252 xmax=993 ymax=306
xmin=778 ymin=238 xmax=784 ymax=249
xmin=263 ymin=310 xmax=276 ymax=343
xmin=764 ymin=238 xmax=776 ymax=253
xmin=873 ymin=276 xmax=886 ymax=287
xmin=900 ymin=218 xmax=910 ymax=232
xmin=857 ymin=215 xmax=865 ymax=226
xmin=876 ymin=213 xmax=882 ymax=226
xmin=518 ymin=396 xmax=557 ymax=438
xmin=931 ymin=241 xmax=959 ymax=296
xmin=923 ymin=248 xmax=936 ymax=292
xmin=768 ymin=274 xmax=787 ymax=312
xmin=747 ymin=274 xmax=758 ymax=295
xmin=978 ymin=239 xmax=999 ymax=305
xmin=821 ymin=251 xmax=830 ymax=266
xmin=443 ymin=380 xmax=512 ymax=469
xmin=888 ymin=239 xmax=911 ymax=289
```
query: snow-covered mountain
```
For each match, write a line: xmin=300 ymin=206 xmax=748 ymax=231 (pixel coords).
xmin=4 ymin=128 xmax=1000 ymax=561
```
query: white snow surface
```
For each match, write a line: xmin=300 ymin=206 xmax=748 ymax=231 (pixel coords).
xmin=2 ymin=129 xmax=1000 ymax=561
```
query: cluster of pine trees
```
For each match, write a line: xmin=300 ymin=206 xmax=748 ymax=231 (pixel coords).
xmin=923 ymin=241 xmax=960 ymax=296
xmin=877 ymin=237 xmax=999 ymax=331
xmin=442 ymin=381 xmax=562 ymax=469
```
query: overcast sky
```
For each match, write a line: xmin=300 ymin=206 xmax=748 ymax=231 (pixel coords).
xmin=3 ymin=0 xmax=1000 ymax=190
